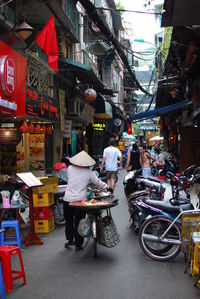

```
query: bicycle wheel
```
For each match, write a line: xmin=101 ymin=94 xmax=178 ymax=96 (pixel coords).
xmin=93 ymin=237 xmax=97 ymax=258
xmin=92 ymin=216 xmax=98 ymax=258
xmin=139 ymin=215 xmax=181 ymax=261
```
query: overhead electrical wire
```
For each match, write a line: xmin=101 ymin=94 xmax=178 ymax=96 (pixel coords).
xmin=78 ymin=0 xmax=153 ymax=96
xmin=0 ymin=0 xmax=13 ymax=8
xmin=96 ymin=7 xmax=163 ymax=16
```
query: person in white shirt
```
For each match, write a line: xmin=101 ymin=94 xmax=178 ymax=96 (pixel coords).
xmin=100 ymin=138 xmax=122 ymax=193
xmin=63 ymin=151 xmax=109 ymax=251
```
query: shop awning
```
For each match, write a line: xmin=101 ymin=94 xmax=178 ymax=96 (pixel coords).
xmin=94 ymin=94 xmax=113 ymax=119
xmin=130 ymin=100 xmax=192 ymax=121
xmin=59 ymin=58 xmax=105 ymax=90
xmin=162 ymin=0 xmax=200 ymax=27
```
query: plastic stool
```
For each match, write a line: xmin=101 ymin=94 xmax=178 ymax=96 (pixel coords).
xmin=0 ymin=262 xmax=5 ymax=299
xmin=1 ymin=220 xmax=22 ymax=249
xmin=0 ymin=245 xmax=26 ymax=292
xmin=192 ymin=243 xmax=200 ymax=276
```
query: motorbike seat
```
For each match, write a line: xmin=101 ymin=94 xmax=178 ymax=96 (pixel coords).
xmin=127 ymin=190 xmax=149 ymax=201
xmin=144 ymin=199 xmax=193 ymax=214
xmin=146 ymin=176 xmax=164 ymax=183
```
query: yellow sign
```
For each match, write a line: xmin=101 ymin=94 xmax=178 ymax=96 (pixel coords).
xmin=92 ymin=123 xmax=106 ymax=131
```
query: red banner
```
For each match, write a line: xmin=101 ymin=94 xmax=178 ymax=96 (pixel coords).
xmin=0 ymin=40 xmax=27 ymax=117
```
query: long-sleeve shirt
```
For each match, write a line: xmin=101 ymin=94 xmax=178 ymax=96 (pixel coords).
xmin=63 ymin=165 xmax=109 ymax=203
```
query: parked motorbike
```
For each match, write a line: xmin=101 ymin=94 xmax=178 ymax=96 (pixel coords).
xmin=124 ymin=165 xmax=197 ymax=233
xmin=136 ymin=170 xmax=200 ymax=261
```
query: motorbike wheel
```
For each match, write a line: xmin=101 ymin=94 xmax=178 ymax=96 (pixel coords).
xmin=54 ymin=199 xmax=65 ymax=226
xmin=139 ymin=215 xmax=181 ymax=261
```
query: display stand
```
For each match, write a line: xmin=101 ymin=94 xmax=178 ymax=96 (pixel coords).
xmin=16 ymin=172 xmax=44 ymax=246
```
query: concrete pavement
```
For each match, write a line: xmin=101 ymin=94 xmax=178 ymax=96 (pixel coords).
xmin=7 ymin=169 xmax=200 ymax=299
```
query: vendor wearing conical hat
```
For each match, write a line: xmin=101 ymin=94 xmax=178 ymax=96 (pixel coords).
xmin=63 ymin=151 xmax=109 ymax=251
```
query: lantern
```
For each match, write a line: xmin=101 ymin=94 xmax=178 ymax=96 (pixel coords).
xmin=27 ymin=122 xmax=34 ymax=133
xmin=127 ymin=125 xmax=132 ymax=135
xmin=46 ymin=125 xmax=52 ymax=135
xmin=84 ymin=88 xmax=97 ymax=103
xmin=40 ymin=125 xmax=46 ymax=134
xmin=18 ymin=121 xmax=28 ymax=133
xmin=34 ymin=124 xmax=41 ymax=133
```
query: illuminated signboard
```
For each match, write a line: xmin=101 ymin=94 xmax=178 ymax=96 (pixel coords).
xmin=92 ymin=123 xmax=106 ymax=131
xmin=0 ymin=40 xmax=27 ymax=117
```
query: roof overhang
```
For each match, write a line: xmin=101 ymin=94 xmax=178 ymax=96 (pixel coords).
xmin=162 ymin=0 xmax=200 ymax=27
xmin=59 ymin=58 xmax=105 ymax=90
xmin=17 ymin=0 xmax=79 ymax=42
xmin=130 ymin=100 xmax=192 ymax=121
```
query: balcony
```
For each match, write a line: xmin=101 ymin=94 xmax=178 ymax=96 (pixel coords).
xmin=82 ymin=50 xmax=98 ymax=77
xmin=65 ymin=0 xmax=79 ymax=39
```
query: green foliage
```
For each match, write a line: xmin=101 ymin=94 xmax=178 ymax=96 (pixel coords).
xmin=132 ymin=123 xmax=140 ymax=136
xmin=115 ymin=1 xmax=125 ymax=18
xmin=160 ymin=27 xmax=173 ymax=59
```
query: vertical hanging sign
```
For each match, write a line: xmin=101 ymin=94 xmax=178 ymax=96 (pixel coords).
xmin=63 ymin=120 xmax=72 ymax=138
xmin=58 ymin=89 xmax=65 ymax=132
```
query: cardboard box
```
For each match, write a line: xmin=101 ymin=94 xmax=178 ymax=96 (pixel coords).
xmin=33 ymin=193 xmax=54 ymax=207
xmin=34 ymin=206 xmax=54 ymax=220
xmin=34 ymin=216 xmax=55 ymax=233
xmin=32 ymin=177 xmax=58 ymax=194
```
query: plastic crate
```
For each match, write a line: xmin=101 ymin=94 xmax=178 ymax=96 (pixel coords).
xmin=181 ymin=213 xmax=200 ymax=254
xmin=32 ymin=177 xmax=58 ymax=194
xmin=34 ymin=216 xmax=55 ymax=233
xmin=34 ymin=206 xmax=54 ymax=220
xmin=33 ymin=193 xmax=54 ymax=207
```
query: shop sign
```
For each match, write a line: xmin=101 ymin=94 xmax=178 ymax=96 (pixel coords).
xmin=63 ymin=120 xmax=72 ymax=138
xmin=26 ymin=86 xmax=59 ymax=122
xmin=58 ymin=89 xmax=65 ymax=132
xmin=0 ymin=40 xmax=27 ymax=116
xmin=1 ymin=123 xmax=14 ymax=128
xmin=113 ymin=118 xmax=121 ymax=127
xmin=140 ymin=123 xmax=158 ymax=131
xmin=0 ymin=127 xmax=21 ymax=145
xmin=81 ymin=104 xmax=95 ymax=123
xmin=92 ymin=122 xmax=106 ymax=131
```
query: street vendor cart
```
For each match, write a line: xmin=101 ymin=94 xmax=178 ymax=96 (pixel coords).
xmin=69 ymin=197 xmax=119 ymax=258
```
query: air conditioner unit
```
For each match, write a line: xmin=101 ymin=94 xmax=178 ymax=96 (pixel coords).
xmin=68 ymin=99 xmax=81 ymax=117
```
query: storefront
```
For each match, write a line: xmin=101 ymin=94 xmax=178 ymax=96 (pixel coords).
xmin=86 ymin=94 xmax=113 ymax=156
xmin=17 ymin=85 xmax=60 ymax=176
xmin=0 ymin=40 xmax=27 ymax=175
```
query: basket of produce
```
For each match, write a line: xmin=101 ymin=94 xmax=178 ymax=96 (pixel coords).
xmin=69 ymin=198 xmax=118 ymax=210
xmin=87 ymin=187 xmax=111 ymax=199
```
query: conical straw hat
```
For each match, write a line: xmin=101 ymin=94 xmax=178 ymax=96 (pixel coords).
xmin=69 ymin=151 xmax=96 ymax=167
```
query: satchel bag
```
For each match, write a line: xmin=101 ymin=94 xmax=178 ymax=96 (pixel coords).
xmin=98 ymin=210 xmax=120 ymax=248
xmin=78 ymin=217 xmax=91 ymax=238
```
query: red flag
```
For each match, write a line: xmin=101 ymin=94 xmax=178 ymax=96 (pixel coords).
xmin=35 ymin=16 xmax=59 ymax=72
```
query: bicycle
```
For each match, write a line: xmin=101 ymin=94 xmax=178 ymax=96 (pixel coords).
xmin=138 ymin=173 xmax=200 ymax=261
xmin=70 ymin=199 xmax=118 ymax=258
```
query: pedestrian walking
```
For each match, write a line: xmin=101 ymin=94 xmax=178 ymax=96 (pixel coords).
xmin=126 ymin=143 xmax=141 ymax=172
xmin=100 ymin=137 xmax=122 ymax=193
xmin=140 ymin=144 xmax=155 ymax=178
xmin=63 ymin=151 xmax=109 ymax=251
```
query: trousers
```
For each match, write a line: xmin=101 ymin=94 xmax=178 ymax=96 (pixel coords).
xmin=63 ymin=201 xmax=86 ymax=247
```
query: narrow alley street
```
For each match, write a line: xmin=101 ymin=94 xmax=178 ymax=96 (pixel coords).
xmin=7 ymin=169 xmax=200 ymax=299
